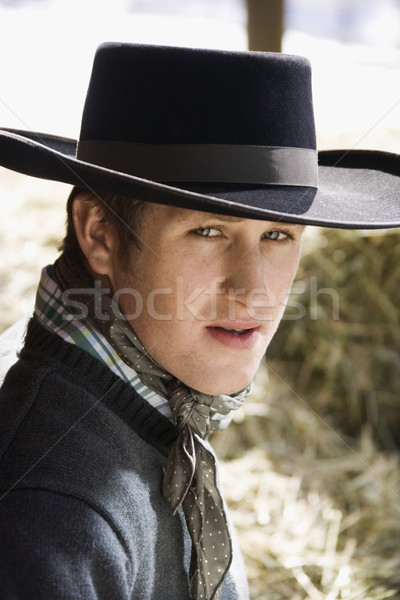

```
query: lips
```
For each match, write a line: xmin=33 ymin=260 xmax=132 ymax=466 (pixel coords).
xmin=217 ymin=326 xmax=249 ymax=335
xmin=205 ymin=322 xmax=261 ymax=350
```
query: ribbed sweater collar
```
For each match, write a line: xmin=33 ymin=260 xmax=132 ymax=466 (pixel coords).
xmin=21 ymin=317 xmax=178 ymax=457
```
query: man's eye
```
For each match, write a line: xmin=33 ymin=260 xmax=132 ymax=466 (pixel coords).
xmin=262 ymin=230 xmax=289 ymax=241
xmin=193 ymin=227 xmax=222 ymax=238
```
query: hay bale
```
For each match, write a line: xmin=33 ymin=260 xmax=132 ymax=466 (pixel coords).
xmin=213 ymin=365 xmax=400 ymax=599
xmin=267 ymin=228 xmax=400 ymax=450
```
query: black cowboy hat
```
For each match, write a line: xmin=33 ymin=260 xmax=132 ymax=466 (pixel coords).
xmin=0 ymin=42 xmax=399 ymax=229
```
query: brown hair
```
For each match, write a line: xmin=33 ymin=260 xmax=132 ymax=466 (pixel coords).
xmin=59 ymin=187 xmax=146 ymax=271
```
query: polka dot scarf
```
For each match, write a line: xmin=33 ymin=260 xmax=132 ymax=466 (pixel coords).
xmin=54 ymin=255 xmax=250 ymax=600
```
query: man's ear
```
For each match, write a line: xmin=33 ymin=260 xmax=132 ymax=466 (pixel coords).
xmin=72 ymin=193 xmax=117 ymax=277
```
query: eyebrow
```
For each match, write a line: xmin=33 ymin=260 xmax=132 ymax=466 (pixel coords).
xmin=179 ymin=210 xmax=304 ymax=229
xmin=207 ymin=214 xmax=244 ymax=223
xmin=176 ymin=210 xmax=245 ymax=224
xmin=207 ymin=215 xmax=305 ymax=229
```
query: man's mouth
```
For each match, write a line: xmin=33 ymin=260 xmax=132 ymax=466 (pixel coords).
xmin=205 ymin=323 xmax=261 ymax=349
xmin=215 ymin=326 xmax=251 ymax=336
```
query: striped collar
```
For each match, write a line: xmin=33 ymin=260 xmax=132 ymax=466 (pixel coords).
xmin=34 ymin=265 xmax=172 ymax=420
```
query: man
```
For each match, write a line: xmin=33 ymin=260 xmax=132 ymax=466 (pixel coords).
xmin=0 ymin=43 xmax=399 ymax=600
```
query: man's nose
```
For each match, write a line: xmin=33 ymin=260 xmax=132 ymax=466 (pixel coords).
xmin=223 ymin=246 xmax=268 ymax=309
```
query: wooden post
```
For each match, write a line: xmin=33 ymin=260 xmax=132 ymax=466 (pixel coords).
xmin=247 ymin=0 xmax=284 ymax=52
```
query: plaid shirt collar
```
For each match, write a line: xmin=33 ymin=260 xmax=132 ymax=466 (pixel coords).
xmin=34 ymin=265 xmax=172 ymax=420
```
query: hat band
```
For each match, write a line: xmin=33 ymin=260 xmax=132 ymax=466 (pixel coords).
xmin=77 ymin=141 xmax=318 ymax=187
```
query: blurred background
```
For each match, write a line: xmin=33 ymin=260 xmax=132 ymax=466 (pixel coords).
xmin=1 ymin=1 xmax=400 ymax=598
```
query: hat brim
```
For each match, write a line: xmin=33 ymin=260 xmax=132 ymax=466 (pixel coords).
xmin=1 ymin=128 xmax=399 ymax=229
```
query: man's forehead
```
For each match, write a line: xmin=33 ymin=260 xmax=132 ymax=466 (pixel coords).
xmin=158 ymin=205 xmax=244 ymax=223
xmin=207 ymin=214 xmax=244 ymax=223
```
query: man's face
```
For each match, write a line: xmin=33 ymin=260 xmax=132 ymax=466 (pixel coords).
xmin=108 ymin=203 xmax=305 ymax=395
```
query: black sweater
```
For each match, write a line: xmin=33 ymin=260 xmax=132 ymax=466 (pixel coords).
xmin=0 ymin=317 xmax=249 ymax=599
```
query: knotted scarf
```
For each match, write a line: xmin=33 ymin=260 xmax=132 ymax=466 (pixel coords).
xmin=54 ymin=256 xmax=250 ymax=600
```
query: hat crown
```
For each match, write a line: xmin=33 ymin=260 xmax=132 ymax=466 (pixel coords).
xmin=79 ymin=42 xmax=316 ymax=150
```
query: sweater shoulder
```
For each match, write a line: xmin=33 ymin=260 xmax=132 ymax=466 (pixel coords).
xmin=0 ymin=317 xmax=177 ymax=519
xmin=0 ymin=488 xmax=134 ymax=599
xmin=0 ymin=317 xmax=177 ymax=456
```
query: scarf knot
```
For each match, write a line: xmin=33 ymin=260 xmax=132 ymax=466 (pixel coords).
xmin=168 ymin=384 xmax=213 ymax=437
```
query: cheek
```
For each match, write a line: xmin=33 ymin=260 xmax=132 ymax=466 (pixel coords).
xmin=119 ymin=267 xmax=204 ymax=349
xmin=113 ymin=254 xmax=172 ymax=316
xmin=272 ymin=251 xmax=301 ymax=284
xmin=144 ymin=289 xmax=176 ymax=322
xmin=150 ymin=261 xmax=220 ymax=322
xmin=266 ymin=253 xmax=301 ymax=309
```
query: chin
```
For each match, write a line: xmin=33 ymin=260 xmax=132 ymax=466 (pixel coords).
xmin=189 ymin=370 xmax=255 ymax=396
